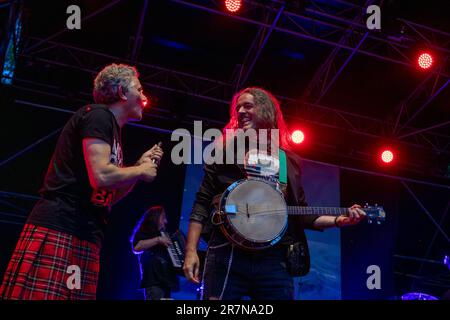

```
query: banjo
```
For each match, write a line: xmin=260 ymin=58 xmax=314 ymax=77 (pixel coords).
xmin=212 ymin=179 xmax=386 ymax=251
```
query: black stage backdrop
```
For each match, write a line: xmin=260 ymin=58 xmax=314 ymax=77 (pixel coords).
xmin=340 ymin=170 xmax=398 ymax=300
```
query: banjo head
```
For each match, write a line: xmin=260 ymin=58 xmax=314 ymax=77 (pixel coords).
xmin=221 ymin=179 xmax=287 ymax=247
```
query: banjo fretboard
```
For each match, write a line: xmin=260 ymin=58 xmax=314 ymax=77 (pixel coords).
xmin=287 ymin=206 xmax=349 ymax=216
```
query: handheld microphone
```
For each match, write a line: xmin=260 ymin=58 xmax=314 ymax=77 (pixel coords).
xmin=152 ymin=142 xmax=163 ymax=164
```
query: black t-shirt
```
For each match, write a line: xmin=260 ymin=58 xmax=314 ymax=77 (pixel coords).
xmin=133 ymin=230 xmax=179 ymax=290
xmin=27 ymin=104 xmax=123 ymax=243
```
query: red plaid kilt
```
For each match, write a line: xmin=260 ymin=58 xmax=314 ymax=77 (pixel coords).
xmin=0 ymin=223 xmax=100 ymax=300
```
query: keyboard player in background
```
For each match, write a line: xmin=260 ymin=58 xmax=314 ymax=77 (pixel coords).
xmin=132 ymin=206 xmax=180 ymax=300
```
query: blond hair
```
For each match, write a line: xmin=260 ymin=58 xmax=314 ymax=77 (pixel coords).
xmin=93 ymin=63 xmax=139 ymax=104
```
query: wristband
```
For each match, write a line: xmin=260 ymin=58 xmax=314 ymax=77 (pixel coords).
xmin=334 ymin=216 xmax=340 ymax=227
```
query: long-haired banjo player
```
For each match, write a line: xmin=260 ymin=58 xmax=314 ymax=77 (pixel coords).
xmin=183 ymin=87 xmax=385 ymax=300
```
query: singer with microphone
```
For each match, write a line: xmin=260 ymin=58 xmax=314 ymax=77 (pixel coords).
xmin=0 ymin=63 xmax=163 ymax=300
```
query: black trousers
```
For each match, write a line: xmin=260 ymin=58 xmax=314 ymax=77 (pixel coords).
xmin=144 ymin=286 xmax=171 ymax=300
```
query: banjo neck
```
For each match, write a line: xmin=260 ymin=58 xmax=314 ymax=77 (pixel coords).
xmin=287 ymin=206 xmax=349 ymax=216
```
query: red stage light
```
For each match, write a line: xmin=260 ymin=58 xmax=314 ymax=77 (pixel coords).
xmin=291 ymin=130 xmax=305 ymax=144
xmin=225 ymin=0 xmax=241 ymax=13
xmin=418 ymin=53 xmax=433 ymax=69
xmin=381 ymin=150 xmax=394 ymax=164
xmin=142 ymin=96 xmax=149 ymax=108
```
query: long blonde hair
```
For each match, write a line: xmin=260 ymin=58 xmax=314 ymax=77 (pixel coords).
xmin=224 ymin=87 xmax=291 ymax=149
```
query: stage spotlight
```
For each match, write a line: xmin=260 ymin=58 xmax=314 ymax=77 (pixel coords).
xmin=417 ymin=52 xmax=433 ymax=69
xmin=291 ymin=130 xmax=305 ymax=144
xmin=142 ymin=95 xmax=152 ymax=111
xmin=225 ymin=0 xmax=241 ymax=13
xmin=381 ymin=150 xmax=394 ymax=164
